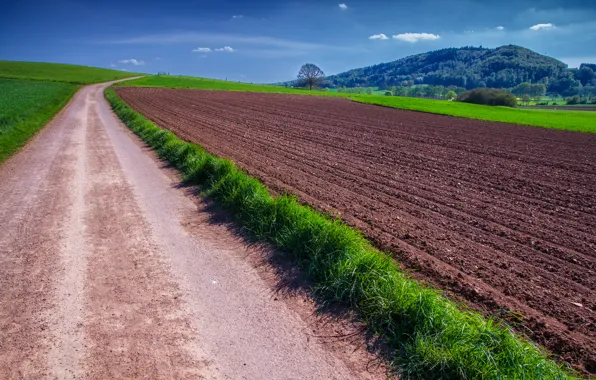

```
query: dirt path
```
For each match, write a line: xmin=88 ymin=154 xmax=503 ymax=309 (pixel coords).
xmin=0 ymin=82 xmax=381 ymax=379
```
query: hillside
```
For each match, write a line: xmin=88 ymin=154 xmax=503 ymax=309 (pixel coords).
xmin=0 ymin=61 xmax=144 ymax=84
xmin=325 ymin=45 xmax=595 ymax=96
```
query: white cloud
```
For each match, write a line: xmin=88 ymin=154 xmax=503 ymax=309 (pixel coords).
xmin=369 ymin=33 xmax=389 ymax=40
xmin=192 ymin=47 xmax=211 ymax=53
xmin=109 ymin=63 xmax=116 ymax=68
xmin=118 ymin=59 xmax=145 ymax=66
xmin=392 ymin=33 xmax=440 ymax=43
xmin=530 ymin=23 xmax=555 ymax=31
xmin=338 ymin=3 xmax=348 ymax=10
xmin=232 ymin=15 xmax=243 ymax=19
xmin=155 ymin=57 xmax=162 ymax=60
xmin=496 ymin=26 xmax=505 ymax=31
xmin=215 ymin=46 xmax=235 ymax=52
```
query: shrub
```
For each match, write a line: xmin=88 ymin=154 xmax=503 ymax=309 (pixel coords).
xmin=384 ymin=91 xmax=392 ymax=96
xmin=566 ymin=95 xmax=581 ymax=105
xmin=456 ymin=88 xmax=517 ymax=107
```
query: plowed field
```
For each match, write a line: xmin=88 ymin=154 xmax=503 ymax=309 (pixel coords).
xmin=116 ymin=87 xmax=596 ymax=373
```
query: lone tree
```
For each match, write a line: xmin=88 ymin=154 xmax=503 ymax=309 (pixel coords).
xmin=445 ymin=90 xmax=457 ymax=101
xmin=297 ymin=63 xmax=325 ymax=90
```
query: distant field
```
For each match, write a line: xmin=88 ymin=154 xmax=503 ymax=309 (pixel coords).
xmin=118 ymin=75 xmax=347 ymax=96
xmin=0 ymin=78 xmax=78 ymax=163
xmin=121 ymin=75 xmax=596 ymax=133
xmin=0 ymin=60 xmax=143 ymax=84
xmin=352 ymin=96 xmax=596 ymax=133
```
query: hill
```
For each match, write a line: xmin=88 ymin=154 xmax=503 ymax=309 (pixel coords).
xmin=0 ymin=60 xmax=144 ymax=84
xmin=324 ymin=45 xmax=595 ymax=96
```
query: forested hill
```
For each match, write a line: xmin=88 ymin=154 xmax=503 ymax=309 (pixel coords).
xmin=326 ymin=45 xmax=594 ymax=95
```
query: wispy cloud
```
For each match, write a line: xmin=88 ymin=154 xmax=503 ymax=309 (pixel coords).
xmin=392 ymin=33 xmax=440 ymax=43
xmin=338 ymin=3 xmax=348 ymax=10
xmin=215 ymin=46 xmax=235 ymax=52
xmin=530 ymin=23 xmax=555 ymax=31
xmin=496 ymin=26 xmax=505 ymax=31
xmin=107 ymin=32 xmax=325 ymax=50
xmin=192 ymin=47 xmax=211 ymax=53
xmin=232 ymin=15 xmax=243 ymax=19
xmin=103 ymin=32 xmax=363 ymax=57
xmin=369 ymin=33 xmax=388 ymax=40
xmin=118 ymin=59 xmax=145 ymax=66
xmin=109 ymin=63 xmax=116 ymax=67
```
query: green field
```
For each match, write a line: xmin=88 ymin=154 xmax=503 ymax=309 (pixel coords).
xmin=118 ymin=75 xmax=346 ymax=96
xmin=121 ymin=75 xmax=596 ymax=133
xmin=0 ymin=60 xmax=143 ymax=84
xmin=352 ymin=96 xmax=596 ymax=133
xmin=0 ymin=78 xmax=78 ymax=163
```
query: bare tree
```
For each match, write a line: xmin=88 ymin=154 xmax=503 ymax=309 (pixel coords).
xmin=297 ymin=63 xmax=325 ymax=90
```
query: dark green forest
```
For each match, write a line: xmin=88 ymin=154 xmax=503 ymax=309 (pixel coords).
xmin=325 ymin=45 xmax=596 ymax=97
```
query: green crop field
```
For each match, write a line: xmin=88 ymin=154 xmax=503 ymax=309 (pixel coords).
xmin=121 ymin=75 xmax=596 ymax=133
xmin=0 ymin=78 xmax=78 ymax=163
xmin=0 ymin=60 xmax=143 ymax=84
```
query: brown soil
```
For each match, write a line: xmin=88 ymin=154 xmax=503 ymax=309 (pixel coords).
xmin=116 ymin=86 xmax=596 ymax=374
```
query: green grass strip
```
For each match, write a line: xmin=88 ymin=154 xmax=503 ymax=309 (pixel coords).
xmin=105 ymin=87 xmax=576 ymax=380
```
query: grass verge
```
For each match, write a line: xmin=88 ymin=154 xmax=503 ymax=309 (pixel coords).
xmin=120 ymin=75 xmax=596 ymax=133
xmin=0 ymin=78 xmax=78 ymax=164
xmin=105 ymin=86 xmax=576 ymax=379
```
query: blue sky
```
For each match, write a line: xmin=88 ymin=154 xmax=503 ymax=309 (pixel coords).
xmin=1 ymin=0 xmax=596 ymax=83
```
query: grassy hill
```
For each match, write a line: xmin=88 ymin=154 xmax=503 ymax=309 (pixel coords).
xmin=0 ymin=60 xmax=143 ymax=84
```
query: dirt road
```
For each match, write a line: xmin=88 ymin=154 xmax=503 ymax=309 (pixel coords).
xmin=0 ymin=82 xmax=381 ymax=379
